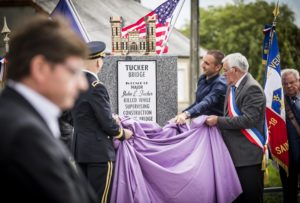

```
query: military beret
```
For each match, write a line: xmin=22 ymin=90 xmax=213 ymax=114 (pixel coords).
xmin=87 ymin=41 xmax=106 ymax=59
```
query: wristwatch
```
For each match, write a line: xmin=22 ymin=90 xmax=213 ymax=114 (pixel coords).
xmin=184 ymin=111 xmax=191 ymax=119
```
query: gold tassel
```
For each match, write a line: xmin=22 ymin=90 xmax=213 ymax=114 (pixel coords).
xmin=262 ymin=146 xmax=269 ymax=185
xmin=262 ymin=153 xmax=266 ymax=171
xmin=264 ymin=167 xmax=269 ymax=185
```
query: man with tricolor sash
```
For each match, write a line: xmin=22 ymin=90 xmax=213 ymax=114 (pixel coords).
xmin=206 ymin=53 xmax=266 ymax=203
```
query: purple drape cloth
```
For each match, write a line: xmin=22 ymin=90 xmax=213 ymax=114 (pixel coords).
xmin=111 ymin=116 xmax=242 ymax=203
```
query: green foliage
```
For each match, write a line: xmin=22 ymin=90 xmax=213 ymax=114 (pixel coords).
xmin=181 ymin=0 xmax=300 ymax=84
xmin=265 ymin=164 xmax=281 ymax=187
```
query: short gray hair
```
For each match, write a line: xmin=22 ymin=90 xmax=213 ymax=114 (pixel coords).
xmin=281 ymin=68 xmax=299 ymax=80
xmin=222 ymin=53 xmax=249 ymax=72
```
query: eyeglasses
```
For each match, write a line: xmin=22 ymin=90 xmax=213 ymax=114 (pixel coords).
xmin=58 ymin=63 xmax=84 ymax=78
xmin=223 ymin=67 xmax=235 ymax=73
xmin=283 ymin=80 xmax=298 ymax=86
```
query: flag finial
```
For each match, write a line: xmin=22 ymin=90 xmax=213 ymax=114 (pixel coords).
xmin=273 ymin=0 xmax=280 ymax=18
xmin=1 ymin=16 xmax=11 ymax=53
xmin=1 ymin=16 xmax=11 ymax=35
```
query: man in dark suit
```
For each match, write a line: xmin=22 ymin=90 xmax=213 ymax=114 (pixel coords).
xmin=175 ymin=50 xmax=227 ymax=124
xmin=72 ymin=41 xmax=133 ymax=203
xmin=206 ymin=53 xmax=266 ymax=203
xmin=280 ymin=68 xmax=300 ymax=203
xmin=0 ymin=16 xmax=96 ymax=202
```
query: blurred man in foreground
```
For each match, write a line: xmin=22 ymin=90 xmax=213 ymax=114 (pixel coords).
xmin=0 ymin=15 xmax=96 ymax=203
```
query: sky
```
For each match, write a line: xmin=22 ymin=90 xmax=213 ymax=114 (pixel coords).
xmin=141 ymin=0 xmax=300 ymax=29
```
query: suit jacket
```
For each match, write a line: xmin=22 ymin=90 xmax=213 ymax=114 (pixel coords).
xmin=72 ymin=72 xmax=122 ymax=163
xmin=0 ymin=86 xmax=96 ymax=203
xmin=217 ymin=73 xmax=266 ymax=167
xmin=285 ymin=96 xmax=300 ymax=168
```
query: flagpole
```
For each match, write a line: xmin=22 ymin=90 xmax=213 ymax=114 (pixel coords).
xmin=68 ymin=0 xmax=90 ymax=42
xmin=264 ymin=0 xmax=284 ymax=172
xmin=159 ymin=0 xmax=185 ymax=56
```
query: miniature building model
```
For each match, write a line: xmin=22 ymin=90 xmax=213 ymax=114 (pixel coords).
xmin=110 ymin=16 xmax=156 ymax=55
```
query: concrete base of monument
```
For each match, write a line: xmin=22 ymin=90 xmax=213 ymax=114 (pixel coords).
xmin=100 ymin=56 xmax=177 ymax=126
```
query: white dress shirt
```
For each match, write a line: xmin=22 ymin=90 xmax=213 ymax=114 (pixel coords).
xmin=7 ymin=80 xmax=61 ymax=138
xmin=235 ymin=72 xmax=247 ymax=88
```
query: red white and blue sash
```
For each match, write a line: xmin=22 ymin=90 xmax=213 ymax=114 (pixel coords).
xmin=228 ymin=86 xmax=266 ymax=150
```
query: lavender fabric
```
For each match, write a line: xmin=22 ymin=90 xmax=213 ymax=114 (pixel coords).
xmin=111 ymin=116 xmax=242 ymax=203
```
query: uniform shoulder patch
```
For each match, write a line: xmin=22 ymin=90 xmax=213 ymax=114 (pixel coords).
xmin=91 ymin=80 xmax=103 ymax=87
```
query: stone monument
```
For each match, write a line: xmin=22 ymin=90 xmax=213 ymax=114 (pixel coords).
xmin=98 ymin=16 xmax=177 ymax=126
xmin=100 ymin=56 xmax=177 ymax=126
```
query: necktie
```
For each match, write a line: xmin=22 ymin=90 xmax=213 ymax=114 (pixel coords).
xmin=291 ymin=96 xmax=297 ymax=103
xmin=232 ymin=86 xmax=236 ymax=94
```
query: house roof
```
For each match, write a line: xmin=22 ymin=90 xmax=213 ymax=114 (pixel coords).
xmin=35 ymin=0 xmax=206 ymax=57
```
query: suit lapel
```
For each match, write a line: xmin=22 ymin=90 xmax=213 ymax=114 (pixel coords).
xmin=235 ymin=73 xmax=249 ymax=99
xmin=224 ymin=86 xmax=230 ymax=115
xmin=2 ymin=86 xmax=53 ymax=136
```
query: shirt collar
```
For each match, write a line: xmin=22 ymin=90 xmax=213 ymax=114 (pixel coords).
xmin=296 ymin=92 xmax=300 ymax=100
xmin=235 ymin=73 xmax=247 ymax=88
xmin=290 ymin=91 xmax=300 ymax=101
xmin=82 ymin=69 xmax=99 ymax=80
xmin=204 ymin=74 xmax=219 ymax=84
xmin=7 ymin=80 xmax=61 ymax=138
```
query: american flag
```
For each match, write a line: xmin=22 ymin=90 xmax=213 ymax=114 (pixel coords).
xmin=121 ymin=0 xmax=180 ymax=54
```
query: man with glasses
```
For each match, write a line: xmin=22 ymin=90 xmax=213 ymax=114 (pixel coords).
xmin=280 ymin=69 xmax=300 ymax=203
xmin=0 ymin=15 xmax=96 ymax=202
xmin=206 ymin=53 xmax=266 ymax=203
xmin=72 ymin=41 xmax=133 ymax=203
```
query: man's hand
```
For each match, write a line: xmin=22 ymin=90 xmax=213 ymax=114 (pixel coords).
xmin=205 ymin=115 xmax=218 ymax=126
xmin=113 ymin=114 xmax=121 ymax=125
xmin=175 ymin=112 xmax=188 ymax=124
xmin=124 ymin=129 xmax=133 ymax=140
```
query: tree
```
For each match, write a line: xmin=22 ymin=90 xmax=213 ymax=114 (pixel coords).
xmin=181 ymin=0 xmax=300 ymax=84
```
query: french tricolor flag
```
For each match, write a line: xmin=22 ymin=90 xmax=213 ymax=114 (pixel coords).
xmin=50 ymin=0 xmax=90 ymax=42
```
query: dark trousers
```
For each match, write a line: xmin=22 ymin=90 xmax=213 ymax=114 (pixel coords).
xmin=279 ymin=165 xmax=299 ymax=203
xmin=233 ymin=164 xmax=264 ymax=203
xmin=78 ymin=162 xmax=114 ymax=203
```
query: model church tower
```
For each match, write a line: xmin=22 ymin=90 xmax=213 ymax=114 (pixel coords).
xmin=110 ymin=16 xmax=157 ymax=55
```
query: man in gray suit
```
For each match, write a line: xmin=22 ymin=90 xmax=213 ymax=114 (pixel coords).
xmin=206 ymin=53 xmax=266 ymax=203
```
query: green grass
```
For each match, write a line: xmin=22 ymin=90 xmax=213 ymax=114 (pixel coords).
xmin=263 ymin=164 xmax=300 ymax=203
xmin=264 ymin=164 xmax=282 ymax=187
xmin=264 ymin=164 xmax=283 ymax=203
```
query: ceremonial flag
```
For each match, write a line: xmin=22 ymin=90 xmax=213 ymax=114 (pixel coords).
xmin=121 ymin=0 xmax=181 ymax=54
xmin=51 ymin=0 xmax=90 ymax=42
xmin=263 ymin=24 xmax=289 ymax=172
